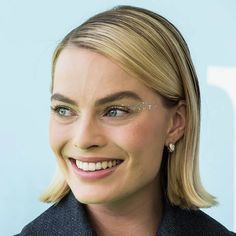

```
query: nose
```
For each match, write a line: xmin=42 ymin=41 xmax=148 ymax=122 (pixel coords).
xmin=72 ymin=114 xmax=107 ymax=151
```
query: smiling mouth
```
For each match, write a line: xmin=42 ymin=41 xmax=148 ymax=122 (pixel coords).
xmin=72 ymin=159 xmax=123 ymax=172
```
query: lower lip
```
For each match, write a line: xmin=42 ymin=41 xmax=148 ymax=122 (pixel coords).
xmin=70 ymin=159 xmax=122 ymax=180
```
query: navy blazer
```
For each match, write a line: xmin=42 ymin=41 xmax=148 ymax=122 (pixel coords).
xmin=16 ymin=192 xmax=235 ymax=235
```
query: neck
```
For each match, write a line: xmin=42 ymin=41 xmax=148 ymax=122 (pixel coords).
xmin=86 ymin=178 xmax=163 ymax=236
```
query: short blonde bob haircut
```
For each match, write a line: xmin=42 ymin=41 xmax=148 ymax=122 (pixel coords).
xmin=41 ymin=5 xmax=216 ymax=209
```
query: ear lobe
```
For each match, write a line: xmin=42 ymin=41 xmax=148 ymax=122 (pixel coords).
xmin=166 ymin=100 xmax=186 ymax=145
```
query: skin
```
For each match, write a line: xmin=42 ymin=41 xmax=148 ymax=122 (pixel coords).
xmin=50 ymin=47 xmax=186 ymax=235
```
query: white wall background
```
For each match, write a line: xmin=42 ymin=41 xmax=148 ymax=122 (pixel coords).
xmin=0 ymin=0 xmax=235 ymax=235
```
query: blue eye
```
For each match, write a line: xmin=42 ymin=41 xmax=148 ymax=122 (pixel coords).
xmin=51 ymin=106 xmax=75 ymax=117
xmin=104 ymin=106 xmax=130 ymax=117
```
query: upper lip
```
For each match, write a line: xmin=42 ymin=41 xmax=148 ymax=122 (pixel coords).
xmin=69 ymin=157 xmax=123 ymax=163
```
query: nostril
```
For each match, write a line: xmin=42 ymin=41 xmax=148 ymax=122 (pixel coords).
xmin=89 ymin=144 xmax=100 ymax=149
xmin=74 ymin=144 xmax=100 ymax=150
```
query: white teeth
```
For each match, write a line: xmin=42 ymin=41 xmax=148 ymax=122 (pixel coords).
xmin=95 ymin=162 xmax=102 ymax=170
xmin=79 ymin=162 xmax=83 ymax=169
xmin=108 ymin=161 xmax=112 ymax=168
xmin=76 ymin=160 xmax=122 ymax=172
xmin=83 ymin=162 xmax=89 ymax=171
xmin=88 ymin=163 xmax=96 ymax=171
xmin=112 ymin=160 xmax=116 ymax=166
xmin=102 ymin=161 xmax=108 ymax=169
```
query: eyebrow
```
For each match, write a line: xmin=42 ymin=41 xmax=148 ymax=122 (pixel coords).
xmin=50 ymin=91 xmax=142 ymax=106
xmin=95 ymin=91 xmax=142 ymax=106
xmin=51 ymin=93 xmax=77 ymax=105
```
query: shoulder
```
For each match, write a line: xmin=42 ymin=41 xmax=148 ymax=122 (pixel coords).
xmin=15 ymin=193 xmax=96 ymax=236
xmin=176 ymin=207 xmax=235 ymax=235
xmin=158 ymin=202 xmax=235 ymax=236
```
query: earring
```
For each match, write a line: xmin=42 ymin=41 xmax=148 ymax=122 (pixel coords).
xmin=167 ymin=143 xmax=175 ymax=153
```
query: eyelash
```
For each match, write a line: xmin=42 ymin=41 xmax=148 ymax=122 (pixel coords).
xmin=50 ymin=105 xmax=132 ymax=119
xmin=50 ymin=105 xmax=75 ymax=118
xmin=103 ymin=105 xmax=131 ymax=117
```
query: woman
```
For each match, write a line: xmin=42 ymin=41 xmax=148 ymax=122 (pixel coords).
xmin=16 ymin=5 xmax=235 ymax=236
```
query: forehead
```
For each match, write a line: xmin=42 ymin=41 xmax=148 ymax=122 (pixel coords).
xmin=53 ymin=47 xmax=159 ymax=104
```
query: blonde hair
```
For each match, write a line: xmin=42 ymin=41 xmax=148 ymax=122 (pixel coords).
xmin=41 ymin=5 xmax=216 ymax=208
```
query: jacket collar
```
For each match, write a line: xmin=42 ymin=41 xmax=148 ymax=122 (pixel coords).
xmin=63 ymin=191 xmax=182 ymax=235
xmin=63 ymin=191 xmax=234 ymax=236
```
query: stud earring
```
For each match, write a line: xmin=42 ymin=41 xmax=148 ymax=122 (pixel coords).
xmin=167 ymin=143 xmax=175 ymax=153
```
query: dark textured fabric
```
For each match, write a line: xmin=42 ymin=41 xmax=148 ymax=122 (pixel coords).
xmin=15 ymin=193 xmax=96 ymax=236
xmin=15 ymin=192 xmax=235 ymax=236
xmin=157 ymin=201 xmax=235 ymax=236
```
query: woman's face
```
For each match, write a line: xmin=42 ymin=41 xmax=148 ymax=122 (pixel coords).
xmin=50 ymin=47 xmax=177 ymax=205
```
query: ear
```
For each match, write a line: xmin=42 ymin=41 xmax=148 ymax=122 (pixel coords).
xmin=165 ymin=100 xmax=186 ymax=145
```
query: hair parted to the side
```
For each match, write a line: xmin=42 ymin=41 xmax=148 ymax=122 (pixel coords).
xmin=41 ymin=5 xmax=217 ymax=209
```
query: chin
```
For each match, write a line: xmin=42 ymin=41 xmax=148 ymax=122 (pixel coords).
xmin=69 ymin=184 xmax=117 ymax=205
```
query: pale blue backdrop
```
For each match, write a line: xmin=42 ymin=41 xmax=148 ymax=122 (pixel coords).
xmin=0 ymin=0 xmax=235 ymax=235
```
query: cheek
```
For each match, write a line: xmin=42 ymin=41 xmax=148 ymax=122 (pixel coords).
xmin=49 ymin=119 xmax=71 ymax=176
xmin=112 ymin=117 xmax=167 ymax=153
xmin=49 ymin=118 xmax=67 ymax=155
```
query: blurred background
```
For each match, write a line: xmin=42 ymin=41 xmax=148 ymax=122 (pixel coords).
xmin=0 ymin=0 xmax=235 ymax=235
